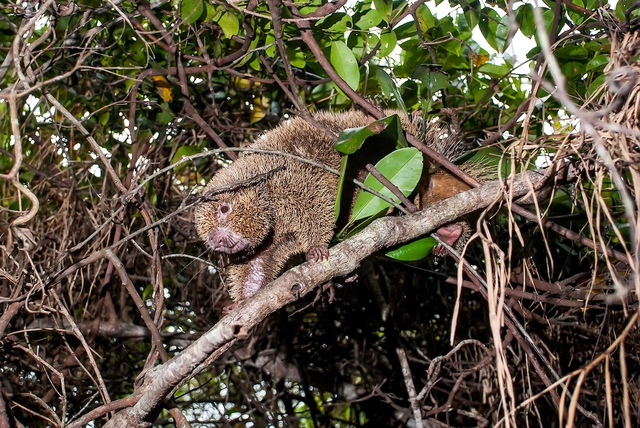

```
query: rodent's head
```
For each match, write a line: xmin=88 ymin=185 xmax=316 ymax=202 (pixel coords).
xmin=195 ymin=186 xmax=274 ymax=255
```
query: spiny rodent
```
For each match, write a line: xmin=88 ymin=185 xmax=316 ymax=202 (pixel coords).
xmin=194 ymin=111 xmax=477 ymax=303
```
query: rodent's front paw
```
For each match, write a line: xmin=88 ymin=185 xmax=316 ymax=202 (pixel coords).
xmin=306 ymin=245 xmax=330 ymax=262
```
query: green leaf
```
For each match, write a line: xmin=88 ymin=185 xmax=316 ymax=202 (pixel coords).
xmin=478 ymin=8 xmax=509 ymax=53
xmin=334 ymin=114 xmax=407 ymax=154
xmin=157 ymin=104 xmax=175 ymax=125
xmin=99 ymin=112 xmax=110 ymax=126
xmin=516 ymin=4 xmax=535 ymax=38
xmin=386 ymin=237 xmax=437 ymax=261
xmin=441 ymin=40 xmax=464 ymax=56
xmin=355 ymin=9 xmax=383 ymax=30
xmin=412 ymin=65 xmax=452 ymax=94
xmin=374 ymin=0 xmax=392 ymax=21
xmin=539 ymin=8 xmax=556 ymax=40
xmin=478 ymin=63 xmax=512 ymax=78
xmin=203 ymin=2 xmax=217 ymax=21
xmin=555 ymin=45 xmax=589 ymax=60
xmin=350 ymin=147 xmax=423 ymax=222
xmin=172 ymin=145 xmax=200 ymax=168
xmin=181 ymin=0 xmax=204 ymax=24
xmin=497 ymin=14 xmax=512 ymax=52
xmin=216 ymin=11 xmax=239 ymax=38
xmin=456 ymin=146 xmax=515 ymax=177
xmin=316 ymin=13 xmax=352 ymax=34
xmin=142 ymin=284 xmax=154 ymax=301
xmin=375 ymin=69 xmax=406 ymax=112
xmin=463 ymin=4 xmax=480 ymax=30
xmin=378 ymin=30 xmax=397 ymax=57
xmin=286 ymin=46 xmax=306 ymax=68
xmin=265 ymin=34 xmax=276 ymax=57
xmin=587 ymin=73 xmax=607 ymax=95
xmin=586 ymin=55 xmax=609 ymax=71
xmin=561 ymin=61 xmax=585 ymax=79
xmin=416 ymin=4 xmax=436 ymax=33
xmin=330 ymin=41 xmax=360 ymax=91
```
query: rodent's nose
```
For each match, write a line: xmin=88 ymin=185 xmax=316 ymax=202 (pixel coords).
xmin=207 ymin=227 xmax=251 ymax=254
xmin=208 ymin=232 xmax=227 ymax=251
xmin=208 ymin=229 xmax=234 ymax=252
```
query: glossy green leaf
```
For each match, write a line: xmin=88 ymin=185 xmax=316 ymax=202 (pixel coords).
xmin=478 ymin=8 xmax=509 ymax=53
xmin=378 ymin=31 xmax=397 ymax=57
xmin=375 ymin=68 xmax=406 ymax=112
xmin=286 ymin=46 xmax=306 ymax=68
xmin=157 ymin=105 xmax=175 ymax=126
xmin=99 ymin=112 xmax=110 ymax=126
xmin=478 ymin=63 xmax=512 ymax=78
xmin=216 ymin=11 xmax=239 ymax=38
xmin=416 ymin=4 xmax=436 ymax=33
xmin=182 ymin=0 xmax=204 ymax=24
xmin=386 ymin=237 xmax=437 ymax=261
xmin=412 ymin=66 xmax=451 ymax=94
xmin=265 ymin=34 xmax=276 ymax=57
xmin=350 ymin=147 xmax=423 ymax=221
xmin=586 ymin=55 xmax=609 ymax=71
xmin=334 ymin=114 xmax=407 ymax=154
xmin=463 ymin=5 xmax=480 ymax=30
xmin=587 ymin=73 xmax=607 ymax=95
xmin=203 ymin=2 xmax=217 ymax=21
xmin=374 ymin=0 xmax=392 ymax=21
xmin=516 ymin=4 xmax=535 ymax=38
xmin=330 ymin=41 xmax=360 ymax=91
xmin=316 ymin=13 xmax=352 ymax=33
xmin=555 ymin=45 xmax=589 ymax=60
xmin=355 ymin=9 xmax=384 ymax=30
xmin=561 ymin=61 xmax=586 ymax=78
xmin=172 ymin=146 xmax=200 ymax=168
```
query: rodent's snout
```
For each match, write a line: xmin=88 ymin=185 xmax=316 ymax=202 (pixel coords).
xmin=207 ymin=227 xmax=251 ymax=254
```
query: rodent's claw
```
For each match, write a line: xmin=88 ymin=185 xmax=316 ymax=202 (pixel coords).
xmin=433 ymin=224 xmax=464 ymax=257
xmin=222 ymin=301 xmax=240 ymax=315
xmin=306 ymin=245 xmax=329 ymax=262
xmin=432 ymin=244 xmax=448 ymax=257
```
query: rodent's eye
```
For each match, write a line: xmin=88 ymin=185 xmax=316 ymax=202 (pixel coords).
xmin=219 ymin=203 xmax=232 ymax=215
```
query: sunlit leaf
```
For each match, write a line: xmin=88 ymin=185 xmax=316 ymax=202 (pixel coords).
xmin=378 ymin=31 xmax=397 ymax=57
xmin=386 ymin=237 xmax=437 ymax=261
xmin=181 ymin=0 xmax=203 ymax=24
xmin=375 ymin=68 xmax=406 ymax=112
xmin=350 ymin=147 xmax=423 ymax=221
xmin=216 ymin=11 xmax=239 ymax=38
xmin=334 ymin=114 xmax=407 ymax=154
xmin=355 ymin=9 xmax=383 ymax=30
xmin=330 ymin=41 xmax=360 ymax=91
xmin=250 ymin=97 xmax=270 ymax=124
xmin=151 ymin=75 xmax=173 ymax=102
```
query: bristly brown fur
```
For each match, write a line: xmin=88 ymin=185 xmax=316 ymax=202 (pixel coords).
xmin=194 ymin=110 xmax=483 ymax=302
xmin=195 ymin=111 xmax=375 ymax=301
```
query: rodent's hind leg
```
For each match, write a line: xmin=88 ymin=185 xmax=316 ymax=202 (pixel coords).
xmin=305 ymin=245 xmax=330 ymax=262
